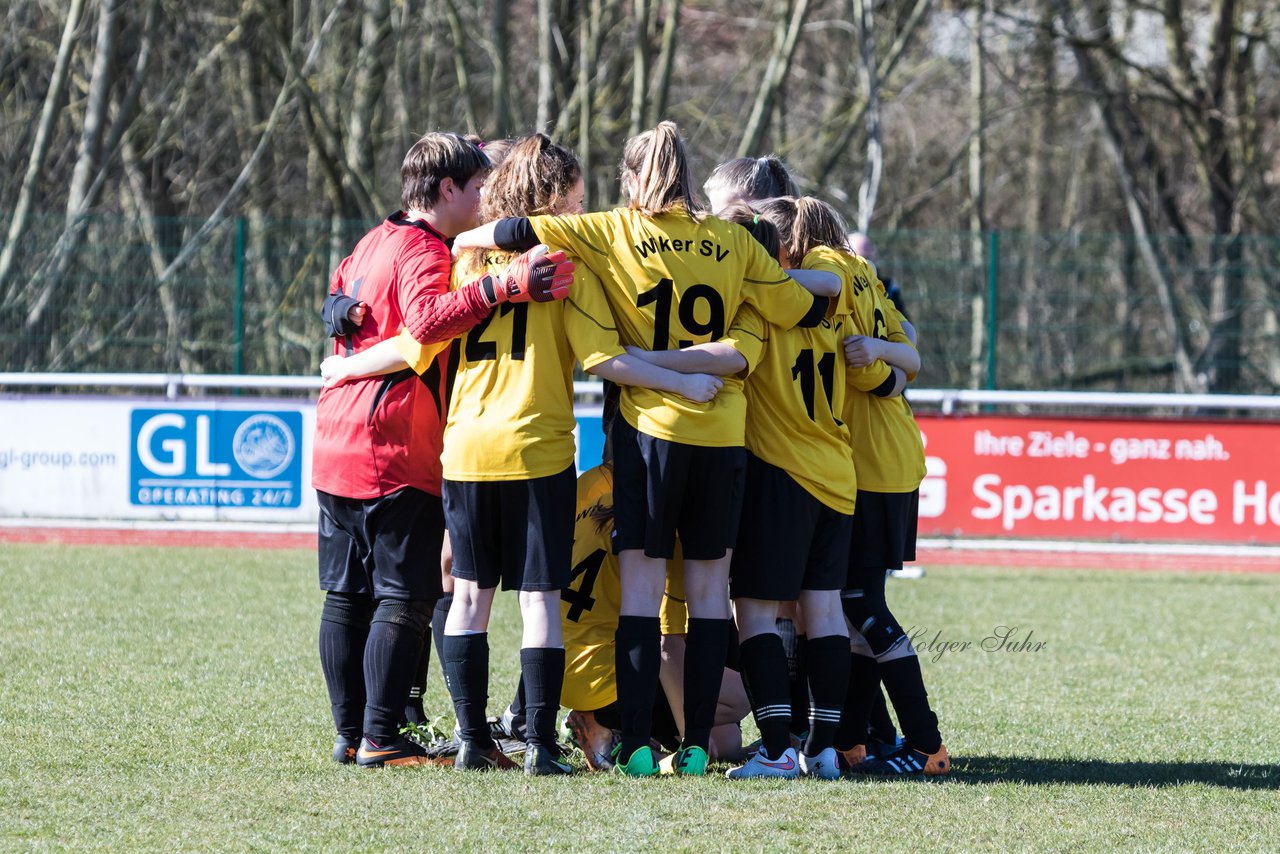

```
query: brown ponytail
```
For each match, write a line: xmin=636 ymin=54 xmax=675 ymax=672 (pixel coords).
xmin=456 ymin=132 xmax=582 ymax=280
xmin=620 ymin=121 xmax=704 ymax=220
xmin=752 ymin=196 xmax=848 ymax=264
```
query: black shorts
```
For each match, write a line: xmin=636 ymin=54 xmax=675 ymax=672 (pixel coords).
xmin=317 ymin=487 xmax=445 ymax=601
xmin=730 ymin=453 xmax=852 ymax=601
xmin=443 ymin=466 xmax=576 ymax=592
xmin=848 ymin=489 xmax=919 ymax=572
xmin=610 ymin=417 xmax=746 ymax=560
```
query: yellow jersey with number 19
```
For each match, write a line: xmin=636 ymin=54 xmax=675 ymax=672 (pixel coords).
xmin=528 ymin=206 xmax=820 ymax=448
xmin=440 ymin=256 xmax=623 ymax=481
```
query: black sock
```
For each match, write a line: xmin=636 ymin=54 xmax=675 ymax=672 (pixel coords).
xmin=682 ymin=618 xmax=731 ymax=751
xmin=431 ymin=593 xmax=453 ymax=698
xmin=739 ymin=632 xmax=792 ymax=759
xmin=879 ymin=654 xmax=942 ymax=754
xmin=615 ymin=615 xmax=661 ymax=760
xmin=594 ymin=702 xmax=622 ymax=731
xmin=788 ymin=633 xmax=809 ymax=737
xmin=803 ymin=635 xmax=850 ymax=756
xmin=442 ymin=633 xmax=493 ymax=748
xmin=403 ymin=630 xmax=431 ymax=727
xmin=868 ymin=686 xmax=897 ymax=747
xmin=362 ymin=602 xmax=430 ymax=743
xmin=507 ymin=675 xmax=528 ymax=740
xmin=318 ymin=592 xmax=372 ymax=740
xmin=520 ymin=647 xmax=565 ymax=749
xmin=835 ymin=650 xmax=879 ymax=751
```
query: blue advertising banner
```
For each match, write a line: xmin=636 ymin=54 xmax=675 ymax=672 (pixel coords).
xmin=130 ymin=408 xmax=303 ymax=509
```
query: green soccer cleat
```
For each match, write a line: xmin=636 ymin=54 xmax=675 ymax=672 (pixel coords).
xmin=524 ymin=744 xmax=574 ymax=776
xmin=673 ymin=745 xmax=708 ymax=777
xmin=613 ymin=744 xmax=658 ymax=777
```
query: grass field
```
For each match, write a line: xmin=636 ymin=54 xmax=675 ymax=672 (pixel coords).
xmin=2 ymin=542 xmax=1278 ymax=851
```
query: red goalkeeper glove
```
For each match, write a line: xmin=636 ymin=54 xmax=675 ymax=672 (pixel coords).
xmin=477 ymin=244 xmax=574 ymax=307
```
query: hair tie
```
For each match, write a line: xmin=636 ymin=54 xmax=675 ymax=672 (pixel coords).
xmin=753 ymin=214 xmax=760 ymax=224
xmin=477 ymin=141 xmax=486 ymax=149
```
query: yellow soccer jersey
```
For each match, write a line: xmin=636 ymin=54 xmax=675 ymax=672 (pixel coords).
xmin=392 ymin=328 xmax=449 ymax=374
xmin=529 ymin=207 xmax=821 ymax=447
xmin=440 ymin=256 xmax=624 ymax=481
xmin=559 ymin=464 xmax=692 ymax=709
xmin=838 ymin=256 xmax=926 ymax=493
xmin=741 ymin=249 xmax=860 ymax=514
xmin=658 ymin=550 xmax=688 ymax=636
xmin=561 ymin=464 xmax=622 ymax=711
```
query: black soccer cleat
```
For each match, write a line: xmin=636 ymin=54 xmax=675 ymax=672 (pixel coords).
xmin=454 ymin=740 xmax=520 ymax=772
xmin=332 ymin=734 xmax=359 ymax=765
xmin=356 ymin=736 xmax=433 ymax=768
xmin=850 ymin=743 xmax=951 ymax=776
xmin=523 ymin=744 xmax=573 ymax=776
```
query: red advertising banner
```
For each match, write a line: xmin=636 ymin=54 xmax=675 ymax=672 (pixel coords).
xmin=915 ymin=415 xmax=1280 ymax=544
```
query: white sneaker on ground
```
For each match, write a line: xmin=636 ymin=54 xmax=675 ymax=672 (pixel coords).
xmin=725 ymin=746 xmax=800 ymax=780
xmin=800 ymin=747 xmax=842 ymax=780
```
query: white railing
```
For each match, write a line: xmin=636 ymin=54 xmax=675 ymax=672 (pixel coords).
xmin=0 ymin=372 xmax=609 ymax=401
xmin=2 ymin=373 xmax=1279 ymax=413
xmin=903 ymin=388 xmax=1280 ymax=415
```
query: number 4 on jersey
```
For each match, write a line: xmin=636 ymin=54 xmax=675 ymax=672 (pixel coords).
xmin=562 ymin=548 xmax=607 ymax=622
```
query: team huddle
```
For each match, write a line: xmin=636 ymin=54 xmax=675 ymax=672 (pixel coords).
xmin=311 ymin=122 xmax=949 ymax=779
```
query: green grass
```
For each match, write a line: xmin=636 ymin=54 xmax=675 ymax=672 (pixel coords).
xmin=1 ymin=543 xmax=1277 ymax=851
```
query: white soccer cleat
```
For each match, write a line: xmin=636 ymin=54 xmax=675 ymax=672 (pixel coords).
xmin=725 ymin=746 xmax=800 ymax=780
xmin=799 ymin=747 xmax=842 ymax=780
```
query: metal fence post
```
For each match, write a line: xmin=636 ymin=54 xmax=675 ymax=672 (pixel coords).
xmin=985 ymin=229 xmax=999 ymax=390
xmin=233 ymin=217 xmax=247 ymax=375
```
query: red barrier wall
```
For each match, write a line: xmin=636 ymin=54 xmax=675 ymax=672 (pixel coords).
xmin=916 ymin=415 xmax=1280 ymax=544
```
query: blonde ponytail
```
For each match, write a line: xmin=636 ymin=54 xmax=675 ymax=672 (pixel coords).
xmin=620 ymin=121 xmax=704 ymax=220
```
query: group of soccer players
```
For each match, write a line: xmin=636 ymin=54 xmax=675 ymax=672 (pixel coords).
xmin=311 ymin=121 xmax=949 ymax=779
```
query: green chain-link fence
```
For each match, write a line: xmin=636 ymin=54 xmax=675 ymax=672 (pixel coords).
xmin=4 ymin=214 xmax=1275 ymax=394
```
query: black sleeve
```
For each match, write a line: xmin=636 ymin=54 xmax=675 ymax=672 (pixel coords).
xmin=794 ymin=292 xmax=830 ymax=329
xmin=493 ymin=217 xmax=539 ymax=252
xmin=870 ymin=368 xmax=904 ymax=398
xmin=321 ymin=293 xmax=361 ymax=338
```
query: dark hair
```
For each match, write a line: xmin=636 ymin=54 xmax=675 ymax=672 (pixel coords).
xmin=704 ymin=156 xmax=799 ymax=209
xmin=752 ymin=196 xmax=849 ymax=264
xmin=400 ymin=132 xmax=490 ymax=211
xmin=620 ymin=121 xmax=704 ymax=219
xmin=456 ymin=133 xmax=582 ymax=280
xmin=717 ymin=201 xmax=781 ymax=261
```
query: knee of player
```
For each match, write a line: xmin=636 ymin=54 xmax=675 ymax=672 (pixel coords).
xmin=321 ymin=590 xmax=375 ymax=625
xmin=370 ymin=598 xmax=432 ymax=635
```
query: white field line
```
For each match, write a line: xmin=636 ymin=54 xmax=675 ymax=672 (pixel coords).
xmin=3 ymin=517 xmax=1279 ymax=560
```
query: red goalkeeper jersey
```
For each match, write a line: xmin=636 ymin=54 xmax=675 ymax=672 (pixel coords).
xmin=312 ymin=212 xmax=454 ymax=499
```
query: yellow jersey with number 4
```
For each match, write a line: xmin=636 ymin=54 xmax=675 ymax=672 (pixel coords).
xmin=560 ymin=463 xmax=692 ymax=709
xmin=439 ymin=257 xmax=623 ymax=481
xmin=529 ymin=206 xmax=820 ymax=448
